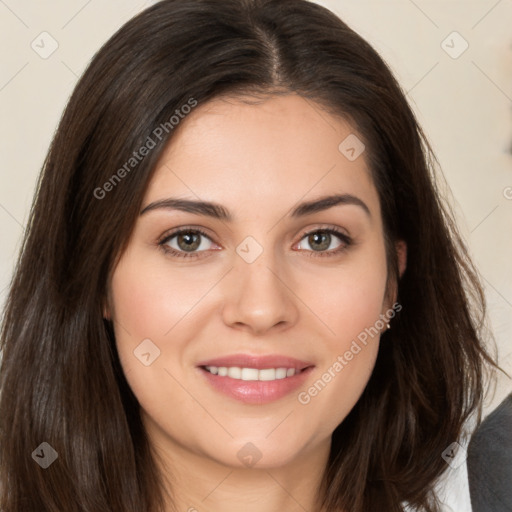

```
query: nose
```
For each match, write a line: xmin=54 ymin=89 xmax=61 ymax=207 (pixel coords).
xmin=221 ymin=250 xmax=300 ymax=336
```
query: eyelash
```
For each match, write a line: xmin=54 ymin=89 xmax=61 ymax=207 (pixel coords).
xmin=157 ymin=226 xmax=353 ymax=259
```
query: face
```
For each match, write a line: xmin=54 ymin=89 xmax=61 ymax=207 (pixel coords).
xmin=107 ymin=93 xmax=398 ymax=470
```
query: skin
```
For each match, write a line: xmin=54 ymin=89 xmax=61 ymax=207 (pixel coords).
xmin=106 ymin=93 xmax=407 ymax=512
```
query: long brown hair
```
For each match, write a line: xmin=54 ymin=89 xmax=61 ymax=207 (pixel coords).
xmin=0 ymin=0 xmax=500 ymax=510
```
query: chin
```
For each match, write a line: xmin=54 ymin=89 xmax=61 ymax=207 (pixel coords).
xmin=205 ymin=434 xmax=319 ymax=470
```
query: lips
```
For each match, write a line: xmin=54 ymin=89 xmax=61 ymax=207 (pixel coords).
xmin=196 ymin=353 xmax=315 ymax=405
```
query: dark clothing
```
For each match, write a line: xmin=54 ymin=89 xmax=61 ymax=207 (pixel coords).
xmin=467 ymin=393 xmax=512 ymax=511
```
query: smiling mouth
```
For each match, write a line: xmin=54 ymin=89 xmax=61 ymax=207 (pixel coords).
xmin=201 ymin=365 xmax=310 ymax=381
xmin=198 ymin=364 xmax=315 ymax=404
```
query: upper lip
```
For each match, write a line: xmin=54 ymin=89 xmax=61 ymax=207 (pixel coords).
xmin=196 ymin=354 xmax=314 ymax=371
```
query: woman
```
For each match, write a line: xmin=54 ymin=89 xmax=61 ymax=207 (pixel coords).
xmin=0 ymin=0 xmax=500 ymax=510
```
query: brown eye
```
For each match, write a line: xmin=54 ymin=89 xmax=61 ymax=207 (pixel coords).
xmin=307 ymin=231 xmax=332 ymax=251
xmin=159 ymin=228 xmax=216 ymax=258
xmin=176 ymin=232 xmax=202 ymax=252
xmin=296 ymin=228 xmax=351 ymax=255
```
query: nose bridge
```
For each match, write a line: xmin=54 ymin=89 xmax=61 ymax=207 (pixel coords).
xmin=221 ymin=236 xmax=298 ymax=333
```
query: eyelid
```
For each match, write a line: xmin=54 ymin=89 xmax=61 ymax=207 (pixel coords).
xmin=157 ymin=225 xmax=215 ymax=245
xmin=295 ymin=224 xmax=351 ymax=243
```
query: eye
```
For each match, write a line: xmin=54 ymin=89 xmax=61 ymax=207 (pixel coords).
xmin=158 ymin=228 xmax=217 ymax=258
xmin=295 ymin=228 xmax=352 ymax=256
xmin=158 ymin=226 xmax=353 ymax=259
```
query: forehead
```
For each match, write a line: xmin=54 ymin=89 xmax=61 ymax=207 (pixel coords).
xmin=145 ymin=93 xmax=379 ymax=217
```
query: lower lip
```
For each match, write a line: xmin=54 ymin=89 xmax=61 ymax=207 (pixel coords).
xmin=198 ymin=366 xmax=315 ymax=404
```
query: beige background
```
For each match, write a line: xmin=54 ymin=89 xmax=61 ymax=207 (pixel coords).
xmin=0 ymin=1 xmax=511 ymax=509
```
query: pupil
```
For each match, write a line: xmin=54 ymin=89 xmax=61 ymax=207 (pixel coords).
xmin=309 ymin=231 xmax=330 ymax=251
xmin=178 ymin=232 xmax=200 ymax=251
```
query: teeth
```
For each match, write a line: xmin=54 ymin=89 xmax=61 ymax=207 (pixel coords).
xmin=241 ymin=368 xmax=259 ymax=380
xmin=204 ymin=366 xmax=298 ymax=381
xmin=259 ymin=368 xmax=276 ymax=381
xmin=227 ymin=367 xmax=241 ymax=379
xmin=275 ymin=368 xmax=287 ymax=379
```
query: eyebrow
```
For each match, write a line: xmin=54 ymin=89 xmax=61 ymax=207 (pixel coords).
xmin=139 ymin=193 xmax=371 ymax=220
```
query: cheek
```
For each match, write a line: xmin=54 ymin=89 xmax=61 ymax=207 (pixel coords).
xmin=108 ymin=249 xmax=229 ymax=405
xmin=302 ymin=245 xmax=388 ymax=342
xmin=109 ymin=251 xmax=215 ymax=346
xmin=108 ymin=253 xmax=184 ymax=379
xmin=301 ymin=346 xmax=378 ymax=441
xmin=294 ymin=246 xmax=387 ymax=432
xmin=108 ymin=255 xmax=190 ymax=416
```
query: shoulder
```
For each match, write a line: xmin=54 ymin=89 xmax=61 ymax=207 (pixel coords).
xmin=467 ymin=393 xmax=512 ymax=511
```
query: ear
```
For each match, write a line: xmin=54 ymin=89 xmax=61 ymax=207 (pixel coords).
xmin=381 ymin=240 xmax=407 ymax=332
xmin=396 ymin=240 xmax=407 ymax=278
xmin=384 ymin=240 xmax=407 ymax=310
xmin=102 ymin=296 xmax=111 ymax=321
